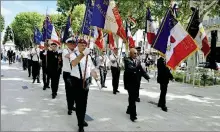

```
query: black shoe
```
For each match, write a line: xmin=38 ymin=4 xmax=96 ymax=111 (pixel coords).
xmin=46 ymin=86 xmax=50 ymax=88
xmin=130 ymin=116 xmax=137 ymax=122
xmin=43 ymin=87 xmax=46 ymax=90
xmin=78 ymin=127 xmax=84 ymax=132
xmin=161 ymin=106 xmax=168 ymax=112
xmin=102 ymin=86 xmax=107 ymax=88
xmin=136 ymin=98 xmax=140 ymax=102
xmin=83 ymin=121 xmax=88 ymax=127
xmin=32 ymin=79 xmax=36 ymax=83
xmin=126 ymin=110 xmax=130 ymax=114
xmin=72 ymin=107 xmax=76 ymax=111
xmin=68 ymin=110 xmax=72 ymax=115
xmin=116 ymin=90 xmax=120 ymax=93
xmin=28 ymin=75 xmax=30 ymax=77
xmin=52 ymin=94 xmax=56 ymax=99
xmin=157 ymin=104 xmax=161 ymax=108
xmin=113 ymin=92 xmax=116 ymax=94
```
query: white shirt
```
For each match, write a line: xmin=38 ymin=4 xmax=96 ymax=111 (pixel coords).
xmin=109 ymin=53 xmax=120 ymax=67
xmin=62 ymin=48 xmax=74 ymax=73
xmin=70 ymin=50 xmax=95 ymax=79
xmin=21 ymin=51 xmax=28 ymax=58
xmin=98 ymin=55 xmax=109 ymax=67
xmin=31 ymin=48 xmax=40 ymax=61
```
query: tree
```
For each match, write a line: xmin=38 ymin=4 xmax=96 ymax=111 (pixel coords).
xmin=11 ymin=12 xmax=44 ymax=49
xmin=49 ymin=14 xmax=66 ymax=35
xmin=57 ymin=0 xmax=84 ymax=14
xmin=71 ymin=4 xmax=86 ymax=33
xmin=0 ymin=15 xmax=4 ymax=32
xmin=2 ymin=26 xmax=13 ymax=44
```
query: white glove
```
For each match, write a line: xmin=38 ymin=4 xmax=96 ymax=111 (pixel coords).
xmin=43 ymin=52 xmax=47 ymax=55
xmin=82 ymin=48 xmax=90 ymax=56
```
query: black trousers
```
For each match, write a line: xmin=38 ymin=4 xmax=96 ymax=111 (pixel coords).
xmin=158 ymin=83 xmax=168 ymax=107
xmin=127 ymin=87 xmax=138 ymax=118
xmin=99 ymin=66 xmax=107 ymax=87
xmin=71 ymin=76 xmax=89 ymax=128
xmin=111 ymin=66 xmax=120 ymax=92
xmin=32 ymin=61 xmax=40 ymax=80
xmin=50 ymin=72 xmax=61 ymax=96
xmin=63 ymin=72 xmax=75 ymax=110
xmin=42 ymin=67 xmax=50 ymax=87
xmin=8 ymin=57 xmax=12 ymax=64
xmin=22 ymin=58 xmax=28 ymax=70
xmin=27 ymin=59 xmax=32 ymax=77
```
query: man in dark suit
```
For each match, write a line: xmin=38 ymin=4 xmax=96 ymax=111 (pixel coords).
xmin=47 ymin=41 xmax=62 ymax=99
xmin=40 ymin=43 xmax=50 ymax=90
xmin=157 ymin=57 xmax=173 ymax=112
xmin=124 ymin=48 xmax=150 ymax=122
xmin=7 ymin=48 xmax=13 ymax=65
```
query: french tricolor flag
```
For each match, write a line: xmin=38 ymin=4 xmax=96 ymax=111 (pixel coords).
xmin=126 ymin=21 xmax=135 ymax=48
xmin=91 ymin=0 xmax=126 ymax=41
xmin=153 ymin=9 xmax=198 ymax=70
xmin=146 ymin=8 xmax=156 ymax=45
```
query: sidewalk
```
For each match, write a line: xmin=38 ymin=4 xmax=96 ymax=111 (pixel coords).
xmin=1 ymin=62 xmax=220 ymax=131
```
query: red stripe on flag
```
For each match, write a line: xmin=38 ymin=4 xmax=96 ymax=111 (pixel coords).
xmin=167 ymin=35 xmax=198 ymax=69
xmin=95 ymin=28 xmax=104 ymax=50
xmin=108 ymin=32 xmax=115 ymax=50
xmin=129 ymin=37 xmax=135 ymax=48
xmin=147 ymin=32 xmax=156 ymax=45
xmin=201 ymin=36 xmax=210 ymax=57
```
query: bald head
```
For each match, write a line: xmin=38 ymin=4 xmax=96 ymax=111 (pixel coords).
xmin=130 ymin=48 xmax=137 ymax=59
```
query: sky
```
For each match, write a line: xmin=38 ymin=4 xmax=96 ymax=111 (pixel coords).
xmin=1 ymin=1 xmax=58 ymax=28
xmin=1 ymin=1 xmax=58 ymax=42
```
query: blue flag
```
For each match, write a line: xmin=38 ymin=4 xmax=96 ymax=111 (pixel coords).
xmin=34 ymin=27 xmax=42 ymax=44
xmin=81 ymin=0 xmax=94 ymax=36
xmin=62 ymin=15 xmax=72 ymax=43
xmin=152 ymin=9 xmax=172 ymax=55
xmin=42 ymin=15 xmax=53 ymax=42
xmin=91 ymin=0 xmax=109 ymax=28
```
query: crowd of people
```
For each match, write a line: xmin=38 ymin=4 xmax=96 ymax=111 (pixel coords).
xmin=3 ymin=37 xmax=174 ymax=132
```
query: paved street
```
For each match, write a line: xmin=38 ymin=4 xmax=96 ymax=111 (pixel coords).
xmin=1 ymin=61 xmax=220 ymax=131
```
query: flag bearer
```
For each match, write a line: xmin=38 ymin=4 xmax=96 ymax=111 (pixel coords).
xmin=124 ymin=48 xmax=150 ymax=122
xmin=98 ymin=50 xmax=109 ymax=88
xmin=157 ymin=56 xmax=173 ymax=112
xmin=62 ymin=37 xmax=77 ymax=115
xmin=31 ymin=45 xmax=41 ymax=83
xmin=40 ymin=43 xmax=50 ymax=90
xmin=109 ymin=48 xmax=121 ymax=94
xmin=47 ymin=40 xmax=63 ymax=99
xmin=27 ymin=47 xmax=33 ymax=77
xmin=21 ymin=49 xmax=28 ymax=70
xmin=70 ymin=39 xmax=100 ymax=132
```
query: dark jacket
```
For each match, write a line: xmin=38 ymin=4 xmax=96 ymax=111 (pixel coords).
xmin=7 ymin=50 xmax=13 ymax=57
xmin=157 ymin=57 xmax=173 ymax=84
xmin=47 ymin=50 xmax=63 ymax=75
xmin=123 ymin=57 xmax=150 ymax=90
xmin=40 ymin=50 xmax=47 ymax=68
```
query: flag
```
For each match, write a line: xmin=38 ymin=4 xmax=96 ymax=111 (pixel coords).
xmin=126 ymin=21 xmax=135 ymax=48
xmin=91 ymin=0 xmax=126 ymax=40
xmin=42 ymin=15 xmax=60 ymax=44
xmin=81 ymin=0 xmax=94 ymax=36
xmin=62 ymin=15 xmax=72 ymax=43
xmin=196 ymin=23 xmax=210 ymax=57
xmin=153 ymin=8 xmax=199 ymax=70
xmin=128 ymin=16 xmax=136 ymax=25
xmin=108 ymin=32 xmax=115 ymax=50
xmin=95 ymin=28 xmax=104 ymax=50
xmin=187 ymin=8 xmax=210 ymax=57
xmin=34 ymin=27 xmax=42 ymax=44
xmin=146 ymin=8 xmax=156 ymax=45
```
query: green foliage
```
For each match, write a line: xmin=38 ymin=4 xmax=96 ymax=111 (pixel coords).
xmin=3 ymin=26 xmax=13 ymax=44
xmin=57 ymin=0 xmax=84 ymax=15
xmin=71 ymin=4 xmax=86 ymax=33
xmin=0 ymin=15 xmax=4 ymax=32
xmin=11 ymin=12 xmax=44 ymax=49
xmin=50 ymin=14 xmax=66 ymax=35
